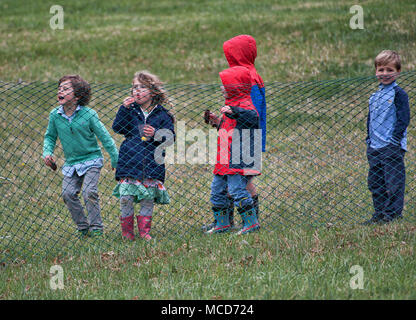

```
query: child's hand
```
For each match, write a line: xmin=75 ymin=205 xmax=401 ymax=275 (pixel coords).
xmin=123 ymin=96 xmax=135 ymax=108
xmin=143 ymin=125 xmax=155 ymax=137
xmin=44 ymin=155 xmax=57 ymax=171
xmin=204 ymin=110 xmax=220 ymax=128
xmin=220 ymin=105 xmax=232 ymax=114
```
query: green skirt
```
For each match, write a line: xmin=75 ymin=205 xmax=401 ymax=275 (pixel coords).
xmin=112 ymin=178 xmax=170 ymax=205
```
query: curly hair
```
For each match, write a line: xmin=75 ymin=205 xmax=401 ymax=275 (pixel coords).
xmin=132 ymin=70 xmax=170 ymax=106
xmin=58 ymin=75 xmax=91 ymax=106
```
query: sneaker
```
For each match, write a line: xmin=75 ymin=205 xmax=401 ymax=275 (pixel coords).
xmin=360 ymin=216 xmax=382 ymax=226
xmin=392 ymin=215 xmax=403 ymax=222
xmin=379 ymin=215 xmax=403 ymax=225
xmin=77 ymin=229 xmax=90 ymax=238
xmin=89 ymin=229 xmax=104 ymax=237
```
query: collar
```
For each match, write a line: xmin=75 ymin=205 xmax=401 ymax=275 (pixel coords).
xmin=133 ymin=103 xmax=160 ymax=115
xmin=378 ymin=81 xmax=397 ymax=90
xmin=57 ymin=105 xmax=82 ymax=115
xmin=141 ymin=105 xmax=157 ymax=114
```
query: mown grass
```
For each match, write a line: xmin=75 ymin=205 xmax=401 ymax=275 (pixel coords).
xmin=0 ymin=0 xmax=415 ymax=83
xmin=1 ymin=222 xmax=415 ymax=299
xmin=1 ymin=0 xmax=416 ymax=300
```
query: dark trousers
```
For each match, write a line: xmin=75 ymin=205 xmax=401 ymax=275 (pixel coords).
xmin=367 ymin=144 xmax=406 ymax=220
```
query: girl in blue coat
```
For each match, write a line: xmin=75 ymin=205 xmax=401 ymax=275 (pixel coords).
xmin=112 ymin=71 xmax=175 ymax=241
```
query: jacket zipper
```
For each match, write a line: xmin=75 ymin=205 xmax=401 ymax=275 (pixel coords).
xmin=139 ymin=105 xmax=157 ymax=182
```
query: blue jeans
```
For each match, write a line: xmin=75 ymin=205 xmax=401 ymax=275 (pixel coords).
xmin=210 ymin=174 xmax=253 ymax=209
xmin=367 ymin=144 xmax=406 ymax=220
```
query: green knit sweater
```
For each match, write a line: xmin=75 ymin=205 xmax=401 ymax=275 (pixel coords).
xmin=43 ymin=106 xmax=118 ymax=168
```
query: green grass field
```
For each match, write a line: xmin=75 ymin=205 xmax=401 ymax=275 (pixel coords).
xmin=1 ymin=0 xmax=416 ymax=300
xmin=1 ymin=0 xmax=415 ymax=83
xmin=1 ymin=222 xmax=415 ymax=299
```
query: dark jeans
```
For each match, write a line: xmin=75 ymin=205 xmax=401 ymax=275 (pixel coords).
xmin=367 ymin=144 xmax=406 ymax=220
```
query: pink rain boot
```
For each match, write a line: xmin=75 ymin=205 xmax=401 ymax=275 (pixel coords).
xmin=137 ymin=216 xmax=152 ymax=241
xmin=120 ymin=216 xmax=135 ymax=241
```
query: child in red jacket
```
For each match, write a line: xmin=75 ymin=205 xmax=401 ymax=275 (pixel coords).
xmin=203 ymin=35 xmax=266 ymax=232
xmin=207 ymin=66 xmax=262 ymax=235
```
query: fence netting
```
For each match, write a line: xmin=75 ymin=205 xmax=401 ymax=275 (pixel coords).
xmin=1 ymin=72 xmax=415 ymax=263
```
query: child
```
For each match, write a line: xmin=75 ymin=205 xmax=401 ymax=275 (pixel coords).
xmin=363 ymin=50 xmax=410 ymax=225
xmin=112 ymin=71 xmax=175 ymax=241
xmin=207 ymin=65 xmax=261 ymax=235
xmin=203 ymin=34 xmax=266 ymax=232
xmin=43 ymin=75 xmax=119 ymax=237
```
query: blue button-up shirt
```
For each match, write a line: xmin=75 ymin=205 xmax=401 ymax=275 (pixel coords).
xmin=367 ymin=81 xmax=410 ymax=151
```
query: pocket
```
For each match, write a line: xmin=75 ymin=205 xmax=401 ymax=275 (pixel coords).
xmin=366 ymin=145 xmax=377 ymax=156
xmin=379 ymin=143 xmax=402 ymax=161
xmin=387 ymin=143 xmax=401 ymax=153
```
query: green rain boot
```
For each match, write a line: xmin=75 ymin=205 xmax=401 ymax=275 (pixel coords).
xmin=206 ymin=207 xmax=231 ymax=234
xmin=237 ymin=204 xmax=260 ymax=235
xmin=202 ymin=197 xmax=234 ymax=233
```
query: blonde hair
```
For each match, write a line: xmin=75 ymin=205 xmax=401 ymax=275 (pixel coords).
xmin=374 ymin=50 xmax=401 ymax=71
xmin=132 ymin=70 xmax=170 ymax=106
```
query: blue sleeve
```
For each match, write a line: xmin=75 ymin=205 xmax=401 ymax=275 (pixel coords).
xmin=251 ymin=85 xmax=267 ymax=152
xmin=162 ymin=113 xmax=175 ymax=141
xmin=153 ymin=112 xmax=175 ymax=146
xmin=366 ymin=111 xmax=370 ymax=145
xmin=251 ymin=86 xmax=263 ymax=112
xmin=112 ymin=105 xmax=135 ymax=135
xmin=392 ymin=87 xmax=410 ymax=145
xmin=260 ymin=87 xmax=267 ymax=152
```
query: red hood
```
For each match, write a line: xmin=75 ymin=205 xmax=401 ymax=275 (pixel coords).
xmin=223 ymin=35 xmax=264 ymax=87
xmin=223 ymin=35 xmax=257 ymax=69
xmin=219 ymin=66 xmax=252 ymax=106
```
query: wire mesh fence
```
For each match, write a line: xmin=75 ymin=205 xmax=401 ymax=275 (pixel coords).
xmin=1 ymin=72 xmax=415 ymax=263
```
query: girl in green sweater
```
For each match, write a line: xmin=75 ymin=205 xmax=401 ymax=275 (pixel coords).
xmin=43 ymin=75 xmax=118 ymax=237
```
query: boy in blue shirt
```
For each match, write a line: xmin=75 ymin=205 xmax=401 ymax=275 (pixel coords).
xmin=363 ymin=50 xmax=410 ymax=225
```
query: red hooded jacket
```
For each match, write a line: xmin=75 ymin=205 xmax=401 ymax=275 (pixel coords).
xmin=223 ymin=35 xmax=267 ymax=152
xmin=214 ymin=66 xmax=261 ymax=176
xmin=223 ymin=35 xmax=264 ymax=88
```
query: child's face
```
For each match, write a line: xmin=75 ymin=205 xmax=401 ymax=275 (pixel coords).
xmin=132 ymin=79 xmax=153 ymax=105
xmin=376 ymin=62 xmax=400 ymax=85
xmin=58 ymin=80 xmax=77 ymax=106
